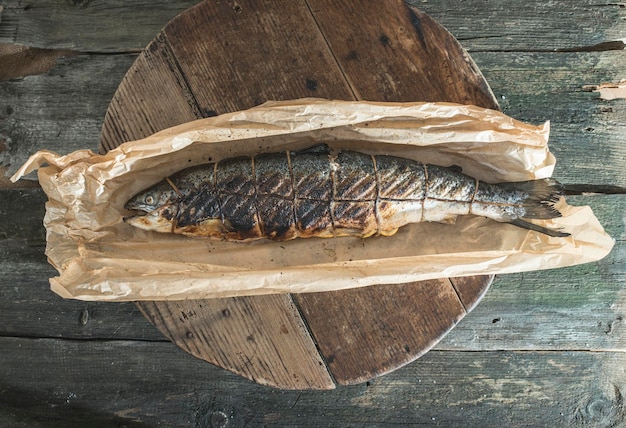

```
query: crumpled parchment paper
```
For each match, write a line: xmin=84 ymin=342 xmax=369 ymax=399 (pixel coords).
xmin=12 ymin=99 xmax=614 ymax=301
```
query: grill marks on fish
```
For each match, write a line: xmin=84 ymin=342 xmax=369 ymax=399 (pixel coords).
xmin=292 ymin=149 xmax=334 ymax=238
xmin=332 ymin=151 xmax=377 ymax=237
xmin=125 ymin=144 xmax=569 ymax=240
xmin=255 ymin=152 xmax=298 ymax=240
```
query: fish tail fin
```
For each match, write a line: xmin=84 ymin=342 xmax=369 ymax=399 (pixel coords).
xmin=500 ymin=178 xmax=570 ymax=237
xmin=501 ymin=178 xmax=564 ymax=219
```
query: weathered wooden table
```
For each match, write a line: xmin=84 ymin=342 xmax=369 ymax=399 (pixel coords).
xmin=1 ymin=0 xmax=624 ymax=426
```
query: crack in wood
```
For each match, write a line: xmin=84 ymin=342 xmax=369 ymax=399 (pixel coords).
xmin=288 ymin=293 xmax=338 ymax=387
xmin=556 ymin=39 xmax=626 ymax=52
xmin=562 ymin=184 xmax=626 ymax=195
xmin=463 ymin=40 xmax=626 ymax=54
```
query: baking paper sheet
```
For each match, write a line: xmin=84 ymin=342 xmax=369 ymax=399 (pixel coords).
xmin=12 ymin=99 xmax=614 ymax=301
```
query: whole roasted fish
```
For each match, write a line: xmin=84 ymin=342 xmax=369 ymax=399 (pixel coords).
xmin=125 ymin=144 xmax=568 ymax=240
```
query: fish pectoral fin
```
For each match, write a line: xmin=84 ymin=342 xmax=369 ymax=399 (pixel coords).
xmin=175 ymin=218 xmax=229 ymax=238
xmin=293 ymin=143 xmax=331 ymax=155
xmin=124 ymin=213 xmax=174 ymax=233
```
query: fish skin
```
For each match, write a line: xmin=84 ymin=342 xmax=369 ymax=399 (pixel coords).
xmin=124 ymin=145 xmax=569 ymax=240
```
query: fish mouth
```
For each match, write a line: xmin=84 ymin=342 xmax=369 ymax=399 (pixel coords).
xmin=124 ymin=201 xmax=154 ymax=212
xmin=124 ymin=210 xmax=175 ymax=233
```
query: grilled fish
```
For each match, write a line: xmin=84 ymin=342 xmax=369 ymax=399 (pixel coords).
xmin=125 ymin=144 xmax=569 ymax=240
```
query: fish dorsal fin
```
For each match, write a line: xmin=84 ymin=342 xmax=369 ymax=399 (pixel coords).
xmin=293 ymin=143 xmax=331 ymax=155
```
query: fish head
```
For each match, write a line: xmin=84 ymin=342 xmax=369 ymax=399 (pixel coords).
xmin=124 ymin=180 xmax=181 ymax=233
xmin=125 ymin=181 xmax=179 ymax=213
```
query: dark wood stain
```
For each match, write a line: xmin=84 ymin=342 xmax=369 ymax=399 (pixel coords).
xmin=408 ymin=8 xmax=427 ymax=49
xmin=346 ymin=50 xmax=359 ymax=61
xmin=305 ymin=78 xmax=318 ymax=90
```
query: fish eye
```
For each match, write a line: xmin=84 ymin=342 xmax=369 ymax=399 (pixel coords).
xmin=145 ymin=195 xmax=155 ymax=205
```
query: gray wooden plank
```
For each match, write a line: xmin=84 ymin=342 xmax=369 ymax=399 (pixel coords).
xmin=1 ymin=1 xmax=623 ymax=52
xmin=0 ymin=53 xmax=136 ymax=177
xmin=0 ymin=0 xmax=198 ymax=52
xmin=0 ymin=238 xmax=165 ymax=341
xmin=472 ymin=51 xmax=626 ymax=186
xmin=416 ymin=0 xmax=626 ymax=52
xmin=1 ymin=337 xmax=624 ymax=427
xmin=0 ymin=188 xmax=45 ymax=242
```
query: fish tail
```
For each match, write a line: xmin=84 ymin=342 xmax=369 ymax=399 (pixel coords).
xmin=499 ymin=178 xmax=570 ymax=237
xmin=500 ymin=178 xmax=563 ymax=219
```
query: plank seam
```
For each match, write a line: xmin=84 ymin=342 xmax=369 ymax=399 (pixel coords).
xmin=0 ymin=332 xmax=171 ymax=343
xmin=447 ymin=277 xmax=469 ymax=313
xmin=288 ymin=294 xmax=339 ymax=387
xmin=2 ymin=335 xmax=625 ymax=354
xmin=302 ymin=0 xmax=360 ymax=100
xmin=160 ymin=33 xmax=205 ymax=119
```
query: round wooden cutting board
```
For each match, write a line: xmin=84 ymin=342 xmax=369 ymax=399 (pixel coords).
xmin=100 ymin=0 xmax=497 ymax=389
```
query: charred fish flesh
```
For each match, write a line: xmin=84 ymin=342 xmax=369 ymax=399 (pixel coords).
xmin=125 ymin=144 xmax=569 ymax=240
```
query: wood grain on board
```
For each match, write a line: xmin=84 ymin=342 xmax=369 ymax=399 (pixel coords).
xmin=99 ymin=0 xmax=495 ymax=389
xmin=293 ymin=279 xmax=467 ymax=385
